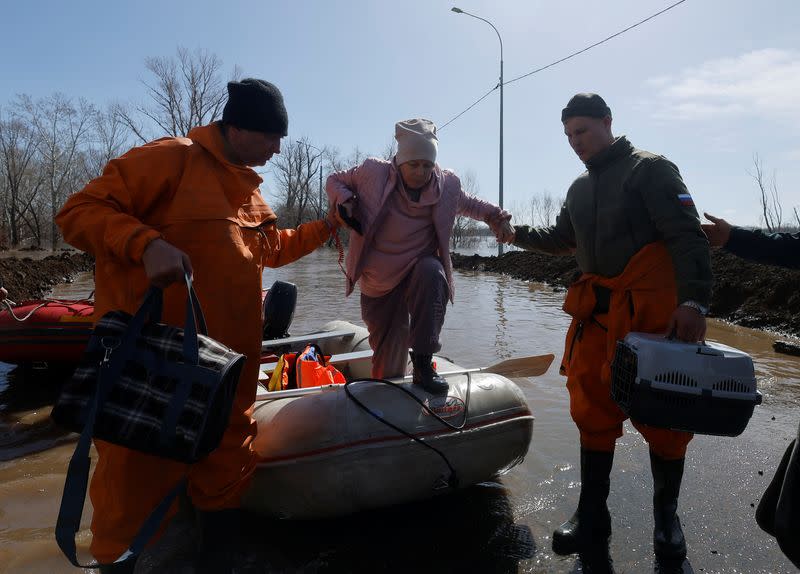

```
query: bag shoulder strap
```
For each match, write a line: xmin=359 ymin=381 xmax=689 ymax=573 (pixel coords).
xmin=54 ymin=300 xmax=187 ymax=568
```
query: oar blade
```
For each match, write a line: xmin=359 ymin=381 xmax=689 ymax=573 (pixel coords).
xmin=485 ymin=354 xmax=555 ymax=378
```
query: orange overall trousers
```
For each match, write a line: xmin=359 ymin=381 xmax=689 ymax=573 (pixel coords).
xmin=559 ymin=242 xmax=693 ymax=460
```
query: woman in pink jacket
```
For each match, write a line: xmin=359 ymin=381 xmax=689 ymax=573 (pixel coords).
xmin=327 ymin=118 xmax=513 ymax=393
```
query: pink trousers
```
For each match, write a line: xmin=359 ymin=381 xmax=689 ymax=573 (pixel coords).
xmin=360 ymin=256 xmax=449 ymax=378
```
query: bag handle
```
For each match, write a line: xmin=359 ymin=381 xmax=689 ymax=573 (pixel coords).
xmin=121 ymin=274 xmax=207 ymax=366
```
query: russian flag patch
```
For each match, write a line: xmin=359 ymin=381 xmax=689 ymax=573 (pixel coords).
xmin=678 ymin=193 xmax=694 ymax=207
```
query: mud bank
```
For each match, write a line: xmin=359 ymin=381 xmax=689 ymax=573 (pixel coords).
xmin=451 ymin=249 xmax=800 ymax=337
xmin=0 ymin=252 xmax=94 ymax=301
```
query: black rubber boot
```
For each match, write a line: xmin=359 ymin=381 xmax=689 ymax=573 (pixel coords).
xmin=98 ymin=558 xmax=137 ymax=573
xmin=552 ymin=448 xmax=614 ymax=556
xmin=650 ymin=451 xmax=687 ymax=562
xmin=410 ymin=351 xmax=449 ymax=394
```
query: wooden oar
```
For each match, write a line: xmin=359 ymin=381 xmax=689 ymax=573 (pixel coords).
xmin=254 ymin=353 xmax=556 ymax=401
xmin=484 ymin=354 xmax=556 ymax=378
xmin=389 ymin=353 xmax=556 ymax=382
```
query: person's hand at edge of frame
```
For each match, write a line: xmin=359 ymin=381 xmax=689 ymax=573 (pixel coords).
xmin=701 ymin=212 xmax=732 ymax=248
xmin=142 ymin=238 xmax=193 ymax=289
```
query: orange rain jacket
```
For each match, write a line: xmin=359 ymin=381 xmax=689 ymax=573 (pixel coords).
xmin=559 ymin=242 xmax=693 ymax=459
xmin=56 ymin=122 xmax=330 ymax=562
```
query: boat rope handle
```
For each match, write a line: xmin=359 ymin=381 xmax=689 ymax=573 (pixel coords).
xmin=343 ymin=372 xmax=474 ymax=489
xmin=1 ymin=300 xmax=47 ymax=321
xmin=0 ymin=297 xmax=94 ymax=322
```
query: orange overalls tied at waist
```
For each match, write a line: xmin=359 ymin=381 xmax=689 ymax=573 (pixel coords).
xmin=559 ymin=241 xmax=693 ymax=460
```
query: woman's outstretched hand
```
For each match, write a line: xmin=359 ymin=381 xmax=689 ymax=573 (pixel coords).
xmin=495 ymin=220 xmax=516 ymax=244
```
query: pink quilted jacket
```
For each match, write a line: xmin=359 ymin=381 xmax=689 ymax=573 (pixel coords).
xmin=326 ymin=157 xmax=511 ymax=301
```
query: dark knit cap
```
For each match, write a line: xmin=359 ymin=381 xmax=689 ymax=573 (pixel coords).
xmin=222 ymin=78 xmax=288 ymax=136
xmin=561 ymin=93 xmax=612 ymax=122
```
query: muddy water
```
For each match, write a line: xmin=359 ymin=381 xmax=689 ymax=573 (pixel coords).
xmin=1 ymin=249 xmax=799 ymax=573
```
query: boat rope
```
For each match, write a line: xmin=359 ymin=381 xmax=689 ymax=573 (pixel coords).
xmin=0 ymin=297 xmax=94 ymax=322
xmin=343 ymin=373 xmax=473 ymax=490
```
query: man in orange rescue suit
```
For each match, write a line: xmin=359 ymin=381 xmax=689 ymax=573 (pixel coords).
xmin=56 ymin=78 xmax=339 ymax=573
xmin=506 ymin=93 xmax=712 ymax=570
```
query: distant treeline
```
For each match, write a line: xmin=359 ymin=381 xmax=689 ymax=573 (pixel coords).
xmin=6 ymin=48 xmax=788 ymax=253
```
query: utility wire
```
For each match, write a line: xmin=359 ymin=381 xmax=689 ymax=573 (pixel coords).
xmin=505 ymin=0 xmax=687 ymax=86
xmin=440 ymin=86 xmax=497 ymax=130
xmin=440 ymin=0 xmax=687 ymax=131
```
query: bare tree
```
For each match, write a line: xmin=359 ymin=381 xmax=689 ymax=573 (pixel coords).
xmin=381 ymin=140 xmax=397 ymax=161
xmin=119 ymin=47 xmax=238 ymax=142
xmin=0 ymin=104 xmax=44 ymax=248
xmin=541 ymin=191 xmax=557 ymax=226
xmin=451 ymin=170 xmax=482 ymax=249
xmin=749 ymin=153 xmax=783 ymax=232
xmin=269 ymin=138 xmax=326 ymax=227
xmin=81 ymin=104 xmax=132 ymax=179
xmin=527 ymin=195 xmax=540 ymax=228
xmin=507 ymin=199 xmax=528 ymax=226
xmin=531 ymin=190 xmax=561 ymax=227
xmin=328 ymin=146 xmax=367 ymax=173
xmin=21 ymin=93 xmax=95 ymax=250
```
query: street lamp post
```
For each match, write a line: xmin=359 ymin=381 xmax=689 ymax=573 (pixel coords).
xmin=451 ymin=7 xmax=504 ymax=256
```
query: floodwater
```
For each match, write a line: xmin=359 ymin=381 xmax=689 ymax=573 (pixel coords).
xmin=1 ymin=248 xmax=799 ymax=573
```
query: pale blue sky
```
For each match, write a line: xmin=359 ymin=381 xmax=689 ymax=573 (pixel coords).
xmin=3 ymin=0 xmax=799 ymax=226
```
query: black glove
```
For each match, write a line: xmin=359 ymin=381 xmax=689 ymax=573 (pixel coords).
xmin=338 ymin=200 xmax=363 ymax=235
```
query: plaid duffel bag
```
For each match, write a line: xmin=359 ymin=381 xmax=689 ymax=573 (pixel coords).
xmin=52 ymin=275 xmax=247 ymax=568
xmin=51 ymin=276 xmax=246 ymax=464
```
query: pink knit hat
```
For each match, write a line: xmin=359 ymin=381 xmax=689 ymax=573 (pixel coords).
xmin=394 ymin=118 xmax=438 ymax=165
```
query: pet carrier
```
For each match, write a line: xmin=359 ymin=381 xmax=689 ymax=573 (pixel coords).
xmin=611 ymin=332 xmax=761 ymax=436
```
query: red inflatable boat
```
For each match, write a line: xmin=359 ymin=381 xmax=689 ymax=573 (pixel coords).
xmin=0 ymin=299 xmax=95 ymax=365
xmin=0 ymin=280 xmax=298 ymax=367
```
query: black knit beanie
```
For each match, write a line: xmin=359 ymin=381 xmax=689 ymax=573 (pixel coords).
xmin=561 ymin=93 xmax=612 ymax=122
xmin=222 ymin=78 xmax=288 ymax=136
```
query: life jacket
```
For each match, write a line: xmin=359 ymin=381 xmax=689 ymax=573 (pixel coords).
xmin=296 ymin=344 xmax=347 ymax=389
xmin=267 ymin=344 xmax=346 ymax=391
xmin=267 ymin=352 xmax=297 ymax=392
